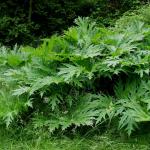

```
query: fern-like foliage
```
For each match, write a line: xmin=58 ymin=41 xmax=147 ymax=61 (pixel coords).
xmin=114 ymin=78 xmax=150 ymax=135
xmin=0 ymin=12 xmax=150 ymax=136
xmin=0 ymin=85 xmax=31 ymax=127
xmin=32 ymin=93 xmax=113 ymax=133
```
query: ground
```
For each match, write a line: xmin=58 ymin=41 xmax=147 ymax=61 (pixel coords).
xmin=0 ymin=127 xmax=150 ymax=150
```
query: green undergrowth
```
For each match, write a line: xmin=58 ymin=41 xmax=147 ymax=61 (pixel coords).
xmin=0 ymin=5 xmax=150 ymax=137
xmin=0 ymin=127 xmax=150 ymax=150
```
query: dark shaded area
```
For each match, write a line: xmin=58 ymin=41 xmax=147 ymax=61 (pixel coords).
xmin=0 ymin=0 xmax=95 ymax=46
xmin=0 ymin=0 xmax=149 ymax=46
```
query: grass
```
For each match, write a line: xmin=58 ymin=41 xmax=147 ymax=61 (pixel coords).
xmin=1 ymin=127 xmax=150 ymax=150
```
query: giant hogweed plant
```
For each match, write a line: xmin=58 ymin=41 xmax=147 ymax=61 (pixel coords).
xmin=0 ymin=15 xmax=150 ymax=135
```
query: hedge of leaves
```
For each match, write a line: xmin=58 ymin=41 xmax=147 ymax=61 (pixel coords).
xmin=0 ymin=6 xmax=150 ymax=136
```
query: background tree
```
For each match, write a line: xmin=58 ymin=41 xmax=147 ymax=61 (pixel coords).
xmin=0 ymin=0 xmax=149 ymax=46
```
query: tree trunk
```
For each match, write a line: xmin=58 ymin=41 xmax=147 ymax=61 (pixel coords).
xmin=28 ymin=0 xmax=33 ymax=22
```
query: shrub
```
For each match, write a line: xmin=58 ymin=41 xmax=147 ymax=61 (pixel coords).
xmin=91 ymin=0 xmax=149 ymax=26
xmin=0 ymin=6 xmax=150 ymax=136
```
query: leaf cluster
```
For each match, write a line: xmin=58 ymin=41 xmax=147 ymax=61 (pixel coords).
xmin=0 ymin=8 xmax=150 ymax=135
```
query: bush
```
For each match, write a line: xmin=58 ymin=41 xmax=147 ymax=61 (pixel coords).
xmin=0 ymin=6 xmax=150 ymax=136
xmin=0 ymin=16 xmax=37 ymax=46
xmin=91 ymin=0 xmax=149 ymax=26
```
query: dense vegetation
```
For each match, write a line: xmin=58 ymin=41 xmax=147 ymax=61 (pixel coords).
xmin=0 ymin=0 xmax=149 ymax=46
xmin=1 ymin=126 xmax=150 ymax=150
xmin=0 ymin=6 xmax=150 ymax=138
xmin=1 ymin=1 xmax=150 ymax=149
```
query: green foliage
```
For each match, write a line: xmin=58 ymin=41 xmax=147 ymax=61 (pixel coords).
xmin=1 ymin=126 xmax=150 ymax=150
xmin=114 ymin=79 xmax=150 ymax=135
xmin=0 ymin=0 xmax=149 ymax=46
xmin=115 ymin=5 xmax=150 ymax=29
xmin=0 ymin=0 xmax=96 ymax=46
xmin=0 ymin=6 xmax=150 ymax=136
xmin=0 ymin=16 xmax=36 ymax=45
xmin=0 ymin=85 xmax=31 ymax=127
xmin=91 ymin=0 xmax=149 ymax=26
